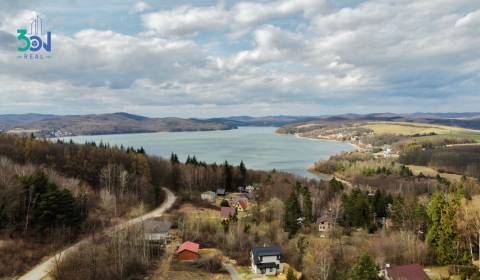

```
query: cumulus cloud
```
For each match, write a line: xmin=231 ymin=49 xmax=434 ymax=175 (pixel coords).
xmin=130 ymin=1 xmax=151 ymax=14
xmin=1 ymin=0 xmax=480 ymax=116
xmin=142 ymin=4 xmax=228 ymax=36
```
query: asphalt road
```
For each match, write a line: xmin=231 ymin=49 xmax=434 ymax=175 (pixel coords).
xmin=19 ymin=188 xmax=176 ymax=280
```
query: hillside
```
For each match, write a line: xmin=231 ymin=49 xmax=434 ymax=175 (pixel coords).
xmin=0 ymin=112 xmax=236 ymax=137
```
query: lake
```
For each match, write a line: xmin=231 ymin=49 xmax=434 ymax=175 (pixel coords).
xmin=59 ymin=127 xmax=355 ymax=179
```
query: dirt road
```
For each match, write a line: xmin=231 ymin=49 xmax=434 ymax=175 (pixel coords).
xmin=19 ymin=188 xmax=176 ymax=280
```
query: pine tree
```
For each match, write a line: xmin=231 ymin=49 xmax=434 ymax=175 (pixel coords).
xmin=348 ymin=254 xmax=380 ymax=280
xmin=426 ymin=191 xmax=461 ymax=264
xmin=239 ymin=160 xmax=247 ymax=186
xmin=302 ymin=186 xmax=313 ymax=223
xmin=170 ymin=153 xmax=179 ymax=164
xmin=287 ymin=268 xmax=296 ymax=280
xmin=284 ymin=189 xmax=302 ymax=237
xmin=223 ymin=161 xmax=233 ymax=191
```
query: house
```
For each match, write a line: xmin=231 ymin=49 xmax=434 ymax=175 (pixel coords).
xmin=142 ymin=218 xmax=172 ymax=244
xmin=383 ymin=264 xmax=430 ymax=280
xmin=245 ymin=185 xmax=255 ymax=192
xmin=220 ymin=206 xmax=236 ymax=219
xmin=216 ymin=188 xmax=226 ymax=196
xmin=201 ymin=191 xmax=216 ymax=202
xmin=238 ymin=186 xmax=245 ymax=193
xmin=317 ymin=216 xmax=333 ymax=233
xmin=233 ymin=198 xmax=248 ymax=211
xmin=176 ymin=241 xmax=200 ymax=261
xmin=251 ymin=246 xmax=283 ymax=275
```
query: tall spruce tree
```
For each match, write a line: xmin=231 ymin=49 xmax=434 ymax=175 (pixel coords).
xmin=348 ymin=254 xmax=381 ymax=280
xmin=302 ymin=186 xmax=313 ymax=223
xmin=284 ymin=189 xmax=302 ymax=237
xmin=223 ymin=161 xmax=233 ymax=191
xmin=426 ymin=191 xmax=461 ymax=265
xmin=239 ymin=160 xmax=247 ymax=186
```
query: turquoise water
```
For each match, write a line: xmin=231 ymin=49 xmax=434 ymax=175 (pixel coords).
xmin=60 ymin=127 xmax=354 ymax=179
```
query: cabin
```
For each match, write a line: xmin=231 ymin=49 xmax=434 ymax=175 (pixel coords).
xmin=176 ymin=241 xmax=200 ymax=261
xmin=216 ymin=188 xmax=226 ymax=196
xmin=317 ymin=216 xmax=333 ymax=233
xmin=142 ymin=219 xmax=172 ymax=245
xmin=383 ymin=264 xmax=430 ymax=280
xmin=220 ymin=206 xmax=236 ymax=219
xmin=251 ymin=246 xmax=283 ymax=275
xmin=201 ymin=191 xmax=216 ymax=202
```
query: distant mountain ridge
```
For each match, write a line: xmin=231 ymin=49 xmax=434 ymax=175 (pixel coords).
xmin=1 ymin=112 xmax=479 ymax=137
xmin=0 ymin=112 xmax=236 ymax=137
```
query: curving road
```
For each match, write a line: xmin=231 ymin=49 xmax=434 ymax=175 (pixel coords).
xmin=223 ymin=263 xmax=241 ymax=280
xmin=19 ymin=188 xmax=176 ymax=280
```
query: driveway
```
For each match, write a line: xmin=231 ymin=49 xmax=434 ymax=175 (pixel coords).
xmin=223 ymin=263 xmax=242 ymax=280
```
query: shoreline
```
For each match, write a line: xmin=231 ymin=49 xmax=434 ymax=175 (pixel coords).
xmin=292 ymin=132 xmax=361 ymax=151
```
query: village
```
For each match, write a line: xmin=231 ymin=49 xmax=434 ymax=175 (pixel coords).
xmin=140 ymin=183 xmax=435 ymax=280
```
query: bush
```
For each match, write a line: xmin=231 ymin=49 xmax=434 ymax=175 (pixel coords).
xmin=198 ymin=255 xmax=223 ymax=273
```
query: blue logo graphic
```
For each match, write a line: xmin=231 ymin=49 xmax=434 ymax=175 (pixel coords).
xmin=17 ymin=15 xmax=52 ymax=60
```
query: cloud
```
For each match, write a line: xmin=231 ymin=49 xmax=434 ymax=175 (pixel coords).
xmin=1 ymin=0 xmax=480 ymax=116
xmin=130 ymin=1 xmax=151 ymax=14
xmin=141 ymin=4 xmax=228 ymax=36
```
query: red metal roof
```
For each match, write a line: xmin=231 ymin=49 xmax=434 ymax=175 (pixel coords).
xmin=238 ymin=199 xmax=248 ymax=209
xmin=176 ymin=241 xmax=199 ymax=254
xmin=386 ymin=264 xmax=430 ymax=280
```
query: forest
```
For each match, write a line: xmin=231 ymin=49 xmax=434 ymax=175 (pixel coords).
xmin=0 ymin=133 xmax=262 ymax=278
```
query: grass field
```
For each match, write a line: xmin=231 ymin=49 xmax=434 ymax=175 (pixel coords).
xmin=358 ymin=122 xmax=480 ymax=142
xmin=359 ymin=122 xmax=474 ymax=136
xmin=406 ymin=165 xmax=466 ymax=182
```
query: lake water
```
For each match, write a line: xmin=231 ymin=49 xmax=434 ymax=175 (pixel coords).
xmin=59 ymin=127 xmax=354 ymax=179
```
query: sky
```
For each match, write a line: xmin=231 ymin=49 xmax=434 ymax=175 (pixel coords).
xmin=0 ymin=0 xmax=479 ymax=117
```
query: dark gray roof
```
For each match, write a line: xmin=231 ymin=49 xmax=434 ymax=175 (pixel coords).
xmin=251 ymin=246 xmax=282 ymax=265
xmin=142 ymin=219 xmax=172 ymax=234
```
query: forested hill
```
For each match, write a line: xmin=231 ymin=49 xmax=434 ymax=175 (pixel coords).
xmin=0 ymin=112 xmax=236 ymax=137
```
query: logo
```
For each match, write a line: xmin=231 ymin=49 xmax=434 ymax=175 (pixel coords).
xmin=17 ymin=15 xmax=52 ymax=60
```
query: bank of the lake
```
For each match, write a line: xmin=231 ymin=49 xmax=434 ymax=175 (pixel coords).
xmin=60 ymin=127 xmax=355 ymax=179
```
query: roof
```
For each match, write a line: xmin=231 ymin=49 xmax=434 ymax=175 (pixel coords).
xmin=251 ymin=246 xmax=282 ymax=265
xmin=142 ymin=219 xmax=172 ymax=234
xmin=316 ymin=216 xmax=332 ymax=224
xmin=238 ymin=199 xmax=248 ymax=209
xmin=220 ymin=207 xmax=236 ymax=218
xmin=386 ymin=264 xmax=430 ymax=280
xmin=176 ymin=241 xmax=199 ymax=255
xmin=216 ymin=188 xmax=226 ymax=195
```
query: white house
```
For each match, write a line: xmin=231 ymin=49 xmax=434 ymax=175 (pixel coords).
xmin=142 ymin=219 xmax=172 ymax=245
xmin=251 ymin=246 xmax=283 ymax=275
xmin=317 ymin=216 xmax=334 ymax=236
xmin=201 ymin=191 xmax=216 ymax=202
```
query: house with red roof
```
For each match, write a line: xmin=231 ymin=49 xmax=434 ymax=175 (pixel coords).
xmin=176 ymin=241 xmax=200 ymax=261
xmin=233 ymin=198 xmax=248 ymax=211
xmin=383 ymin=264 xmax=430 ymax=280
